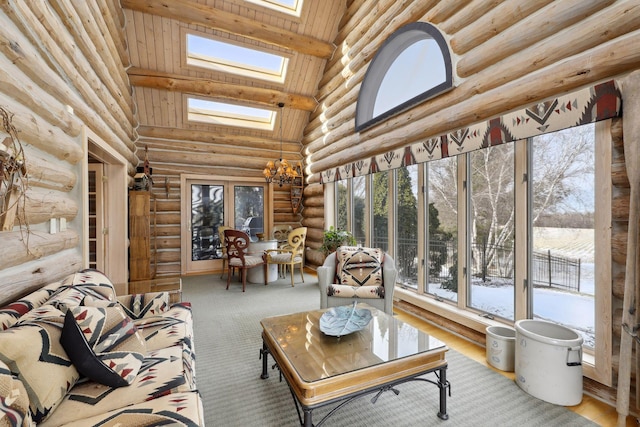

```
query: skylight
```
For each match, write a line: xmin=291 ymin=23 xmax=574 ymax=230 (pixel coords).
xmin=186 ymin=33 xmax=288 ymax=83
xmin=188 ymin=98 xmax=276 ymax=131
xmin=245 ymin=0 xmax=304 ymax=17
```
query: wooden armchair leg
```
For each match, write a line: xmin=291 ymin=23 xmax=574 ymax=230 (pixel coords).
xmin=264 ymin=264 xmax=268 ymax=286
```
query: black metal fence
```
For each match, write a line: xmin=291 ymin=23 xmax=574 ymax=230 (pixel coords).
xmin=387 ymin=237 xmax=582 ymax=293
xmin=470 ymin=241 xmax=514 ymax=281
xmin=532 ymin=250 xmax=581 ymax=292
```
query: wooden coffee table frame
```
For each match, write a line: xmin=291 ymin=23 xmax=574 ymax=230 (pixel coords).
xmin=260 ymin=307 xmax=450 ymax=426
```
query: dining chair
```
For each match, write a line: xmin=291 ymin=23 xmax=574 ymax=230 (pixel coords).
xmin=223 ymin=229 xmax=267 ymax=292
xmin=272 ymin=225 xmax=292 ymax=246
xmin=265 ymin=227 xmax=307 ymax=287
xmin=271 ymin=225 xmax=292 ymax=276
xmin=218 ymin=225 xmax=232 ymax=279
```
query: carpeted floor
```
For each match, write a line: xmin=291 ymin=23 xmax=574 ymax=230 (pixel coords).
xmin=183 ymin=273 xmax=596 ymax=426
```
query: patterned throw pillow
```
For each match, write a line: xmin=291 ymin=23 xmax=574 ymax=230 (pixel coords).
xmin=0 ymin=281 xmax=64 ymax=330
xmin=116 ymin=292 xmax=169 ymax=319
xmin=0 ymin=307 xmax=80 ymax=423
xmin=0 ymin=359 xmax=33 ymax=427
xmin=57 ymin=269 xmax=116 ymax=302
xmin=46 ymin=288 xmax=88 ymax=313
xmin=61 ymin=305 xmax=146 ymax=388
xmin=336 ymin=246 xmax=384 ymax=287
xmin=326 ymin=283 xmax=385 ymax=299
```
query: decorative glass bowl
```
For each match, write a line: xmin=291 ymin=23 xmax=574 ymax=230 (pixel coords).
xmin=320 ymin=302 xmax=372 ymax=337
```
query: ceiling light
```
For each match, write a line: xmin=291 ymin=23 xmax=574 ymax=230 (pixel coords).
xmin=263 ymin=103 xmax=299 ymax=187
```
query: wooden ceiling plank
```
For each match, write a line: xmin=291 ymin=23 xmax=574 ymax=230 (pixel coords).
xmin=121 ymin=0 xmax=335 ymax=59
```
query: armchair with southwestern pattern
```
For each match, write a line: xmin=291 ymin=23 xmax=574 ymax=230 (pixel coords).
xmin=317 ymin=246 xmax=397 ymax=315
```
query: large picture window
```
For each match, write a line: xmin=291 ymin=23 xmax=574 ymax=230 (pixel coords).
xmin=426 ymin=157 xmax=458 ymax=302
xmin=531 ymin=124 xmax=596 ymax=348
xmin=469 ymin=144 xmax=515 ymax=321
xmin=394 ymin=166 xmax=419 ymax=288
xmin=328 ymin=121 xmax=610 ymax=382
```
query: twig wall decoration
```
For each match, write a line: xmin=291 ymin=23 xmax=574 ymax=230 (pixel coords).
xmin=0 ymin=106 xmax=28 ymax=232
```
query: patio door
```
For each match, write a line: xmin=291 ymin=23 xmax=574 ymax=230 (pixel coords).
xmin=181 ymin=174 xmax=272 ymax=275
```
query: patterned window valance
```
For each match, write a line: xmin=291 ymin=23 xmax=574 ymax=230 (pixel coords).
xmin=321 ymin=80 xmax=622 ymax=184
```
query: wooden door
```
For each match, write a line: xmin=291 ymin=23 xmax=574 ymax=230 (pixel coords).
xmin=181 ymin=174 xmax=272 ymax=275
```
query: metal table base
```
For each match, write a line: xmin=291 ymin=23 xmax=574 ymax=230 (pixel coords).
xmin=260 ymin=341 xmax=450 ymax=427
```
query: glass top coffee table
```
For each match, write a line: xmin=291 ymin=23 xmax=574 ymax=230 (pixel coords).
xmin=260 ymin=303 xmax=450 ymax=426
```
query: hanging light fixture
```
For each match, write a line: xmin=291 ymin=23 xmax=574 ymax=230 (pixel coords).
xmin=263 ymin=102 xmax=298 ymax=187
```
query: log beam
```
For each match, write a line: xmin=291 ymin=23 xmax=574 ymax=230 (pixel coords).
xmin=0 ymin=93 xmax=83 ymax=164
xmin=139 ymin=138 xmax=300 ymax=161
xmin=52 ymin=0 xmax=132 ymax=106
xmin=450 ymin=0 xmax=554 ymax=55
xmin=0 ymin=9 xmax=137 ymax=171
xmin=121 ymin=0 xmax=336 ymax=59
xmin=9 ymin=0 xmax=136 ymax=139
xmin=94 ymin=0 xmax=129 ymax=68
xmin=137 ymin=127 xmax=301 ymax=152
xmin=26 ymin=155 xmax=77 ymax=191
xmin=17 ymin=189 xmax=78 ymax=227
xmin=456 ymin=0 xmax=620 ymax=77
xmin=306 ymin=1 xmax=640 ymax=165
xmin=0 ymin=230 xmax=79 ymax=270
xmin=0 ymin=250 xmax=82 ymax=306
xmin=0 ymin=22 xmax=82 ymax=137
xmin=128 ymin=68 xmax=317 ymax=112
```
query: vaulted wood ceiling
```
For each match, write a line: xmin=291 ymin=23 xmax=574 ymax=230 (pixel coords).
xmin=120 ymin=0 xmax=347 ymax=162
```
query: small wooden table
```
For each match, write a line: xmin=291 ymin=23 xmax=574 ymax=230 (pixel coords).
xmin=260 ymin=304 xmax=450 ymax=426
xmin=127 ymin=275 xmax=182 ymax=303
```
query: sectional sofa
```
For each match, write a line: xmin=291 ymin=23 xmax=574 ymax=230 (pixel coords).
xmin=0 ymin=269 xmax=204 ymax=426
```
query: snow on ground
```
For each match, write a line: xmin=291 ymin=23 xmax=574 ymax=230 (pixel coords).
xmin=430 ymin=251 xmax=595 ymax=348
xmin=425 ymin=227 xmax=597 ymax=346
xmin=432 ymin=279 xmax=595 ymax=347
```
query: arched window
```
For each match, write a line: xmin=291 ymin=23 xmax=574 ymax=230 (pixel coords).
xmin=355 ymin=22 xmax=453 ymax=132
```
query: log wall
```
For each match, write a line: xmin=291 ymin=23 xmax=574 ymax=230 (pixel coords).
xmin=0 ymin=1 xmax=136 ymax=305
xmin=0 ymin=0 xmax=638 ymax=412
xmin=301 ymin=0 xmax=640 ymax=411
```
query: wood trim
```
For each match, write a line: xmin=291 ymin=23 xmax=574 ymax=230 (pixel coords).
xmin=594 ymin=119 xmax=613 ymax=386
xmin=121 ymin=0 xmax=335 ymax=59
xmin=86 ymin=128 xmax=129 ymax=290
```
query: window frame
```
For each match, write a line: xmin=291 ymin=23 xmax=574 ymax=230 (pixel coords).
xmin=355 ymin=22 xmax=453 ymax=132
xmin=325 ymin=120 xmax=612 ymax=385
xmin=182 ymin=28 xmax=289 ymax=84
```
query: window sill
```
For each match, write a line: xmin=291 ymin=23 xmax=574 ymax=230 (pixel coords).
xmin=393 ymin=287 xmax=598 ymax=381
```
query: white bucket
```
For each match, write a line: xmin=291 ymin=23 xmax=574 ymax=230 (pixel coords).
xmin=486 ymin=325 xmax=516 ymax=372
xmin=515 ymin=319 xmax=583 ymax=406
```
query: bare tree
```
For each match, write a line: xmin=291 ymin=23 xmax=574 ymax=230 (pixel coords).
xmin=427 ymin=123 xmax=595 ymax=275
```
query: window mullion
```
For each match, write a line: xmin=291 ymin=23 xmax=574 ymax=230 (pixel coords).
xmin=514 ymin=139 xmax=529 ymax=321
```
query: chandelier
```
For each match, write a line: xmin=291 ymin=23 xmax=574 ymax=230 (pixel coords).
xmin=263 ymin=102 xmax=298 ymax=187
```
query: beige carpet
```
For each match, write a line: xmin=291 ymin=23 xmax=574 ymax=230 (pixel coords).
xmin=183 ymin=273 xmax=596 ymax=426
